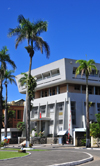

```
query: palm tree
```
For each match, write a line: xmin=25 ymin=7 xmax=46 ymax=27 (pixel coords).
xmin=0 ymin=46 xmax=16 ymax=142
xmin=3 ymin=70 xmax=16 ymax=137
xmin=8 ymin=15 xmax=50 ymax=147
xmin=75 ymin=59 xmax=97 ymax=147
xmin=19 ymin=73 xmax=37 ymax=140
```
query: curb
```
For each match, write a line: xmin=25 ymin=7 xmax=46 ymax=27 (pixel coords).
xmin=0 ymin=152 xmax=31 ymax=161
xmin=75 ymin=147 xmax=100 ymax=150
xmin=48 ymin=151 xmax=93 ymax=166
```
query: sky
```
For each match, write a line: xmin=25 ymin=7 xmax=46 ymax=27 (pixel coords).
xmin=0 ymin=0 xmax=100 ymax=102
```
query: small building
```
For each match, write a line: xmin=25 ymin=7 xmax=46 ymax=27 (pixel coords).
xmin=1 ymin=99 xmax=25 ymax=143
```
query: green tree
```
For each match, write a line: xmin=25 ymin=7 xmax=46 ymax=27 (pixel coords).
xmin=2 ymin=110 xmax=15 ymax=128
xmin=17 ymin=122 xmax=25 ymax=131
xmin=90 ymin=114 xmax=100 ymax=147
xmin=8 ymin=15 xmax=50 ymax=147
xmin=0 ymin=46 xmax=16 ymax=141
xmin=19 ymin=73 xmax=37 ymax=140
xmin=75 ymin=59 xmax=97 ymax=147
xmin=3 ymin=70 xmax=16 ymax=137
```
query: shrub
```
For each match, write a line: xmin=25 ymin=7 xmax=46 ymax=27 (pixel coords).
xmin=29 ymin=143 xmax=33 ymax=147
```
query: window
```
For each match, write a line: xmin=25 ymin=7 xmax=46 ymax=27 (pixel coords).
xmin=88 ymin=86 xmax=93 ymax=94
xmin=33 ymin=107 xmax=38 ymax=114
xmin=50 ymin=120 xmax=53 ymax=125
xmin=36 ymin=74 xmax=42 ymax=82
xmin=74 ymin=85 xmax=80 ymax=90
xmin=51 ymin=69 xmax=60 ymax=77
xmin=50 ymin=104 xmax=54 ymax=112
xmin=43 ymin=72 xmax=50 ymax=79
xmin=82 ymin=85 xmax=86 ymax=91
xmin=90 ymin=70 xmax=98 ymax=77
xmin=59 ymin=120 xmax=63 ymax=124
xmin=53 ymin=89 xmax=55 ymax=95
xmin=42 ymin=91 xmax=44 ymax=97
xmin=45 ymin=91 xmax=48 ymax=97
xmin=14 ymin=110 xmax=16 ymax=119
xmin=17 ymin=110 xmax=21 ymax=119
xmin=71 ymin=101 xmax=76 ymax=125
xmin=40 ymin=106 xmax=45 ymax=113
xmin=95 ymin=87 xmax=100 ymax=95
xmin=57 ymin=103 xmax=63 ymax=112
xmin=73 ymin=67 xmax=77 ymax=74
xmin=97 ymin=103 xmax=100 ymax=113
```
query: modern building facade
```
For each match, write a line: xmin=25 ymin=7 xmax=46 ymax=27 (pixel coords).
xmin=16 ymin=58 xmax=100 ymax=138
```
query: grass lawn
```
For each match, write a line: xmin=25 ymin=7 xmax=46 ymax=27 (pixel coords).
xmin=1 ymin=148 xmax=48 ymax=151
xmin=29 ymin=149 xmax=48 ymax=151
xmin=1 ymin=148 xmax=20 ymax=151
xmin=0 ymin=151 xmax=28 ymax=160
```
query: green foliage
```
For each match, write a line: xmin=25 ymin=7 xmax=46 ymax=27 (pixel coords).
xmin=19 ymin=73 xmax=37 ymax=101
xmin=81 ymin=134 xmax=86 ymax=146
xmin=28 ymin=75 xmax=37 ymax=100
xmin=8 ymin=15 xmax=50 ymax=58
xmin=75 ymin=59 xmax=97 ymax=78
xmin=17 ymin=122 xmax=25 ymax=131
xmin=8 ymin=110 xmax=15 ymax=127
xmin=29 ymin=143 xmax=33 ymax=147
xmin=2 ymin=109 xmax=15 ymax=127
xmin=90 ymin=114 xmax=100 ymax=138
xmin=35 ymin=132 xmax=38 ymax=137
xmin=0 ymin=141 xmax=4 ymax=147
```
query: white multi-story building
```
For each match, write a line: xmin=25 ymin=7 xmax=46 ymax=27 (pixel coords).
xmin=16 ymin=58 xmax=100 ymax=138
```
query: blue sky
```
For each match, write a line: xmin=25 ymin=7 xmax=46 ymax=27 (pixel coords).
xmin=0 ymin=0 xmax=100 ymax=101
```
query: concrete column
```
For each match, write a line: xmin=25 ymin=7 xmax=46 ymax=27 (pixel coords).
xmin=67 ymin=84 xmax=69 ymax=92
xmin=41 ymin=74 xmax=43 ymax=80
xmin=80 ymin=85 xmax=82 ymax=93
xmin=95 ymin=101 xmax=97 ymax=121
xmin=50 ymin=71 xmax=52 ymax=77
xmin=45 ymin=121 xmax=48 ymax=136
xmin=39 ymin=120 xmax=41 ymax=131
xmin=46 ymin=102 xmax=48 ymax=117
xmin=82 ymin=100 xmax=86 ymax=128
xmin=40 ymin=90 xmax=42 ymax=98
xmin=94 ymin=86 xmax=95 ymax=95
xmin=57 ymin=86 xmax=59 ymax=94
xmin=63 ymin=98 xmax=66 ymax=130
xmin=37 ymin=104 xmax=40 ymax=119
xmin=37 ymin=122 xmax=39 ymax=133
xmin=49 ymin=88 xmax=50 ymax=96
xmin=53 ymin=100 xmax=57 ymax=137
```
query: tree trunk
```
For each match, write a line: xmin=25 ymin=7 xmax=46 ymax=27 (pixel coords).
xmin=4 ymin=83 xmax=7 ymax=137
xmin=86 ymin=76 xmax=90 ymax=147
xmin=0 ymin=80 xmax=2 ymax=142
xmin=26 ymin=55 xmax=32 ymax=147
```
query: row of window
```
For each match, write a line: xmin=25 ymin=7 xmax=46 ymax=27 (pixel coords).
xmin=33 ymin=103 xmax=64 ymax=115
xmin=73 ymin=67 xmax=98 ymax=77
xmin=74 ymin=85 xmax=100 ymax=95
xmin=13 ymin=110 xmax=22 ymax=119
xmin=36 ymin=69 xmax=60 ymax=82
xmin=41 ymin=86 xmax=60 ymax=98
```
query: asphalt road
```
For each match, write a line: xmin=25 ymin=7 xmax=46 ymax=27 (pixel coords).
xmin=0 ymin=145 xmax=100 ymax=166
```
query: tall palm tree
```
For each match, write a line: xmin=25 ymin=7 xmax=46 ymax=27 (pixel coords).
xmin=19 ymin=73 xmax=37 ymax=139
xmin=0 ymin=46 xmax=16 ymax=142
xmin=8 ymin=15 xmax=50 ymax=147
xmin=75 ymin=59 xmax=97 ymax=147
xmin=3 ymin=70 xmax=16 ymax=137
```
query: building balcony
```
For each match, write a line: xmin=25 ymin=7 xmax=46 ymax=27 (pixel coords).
xmin=31 ymin=92 xmax=68 ymax=107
